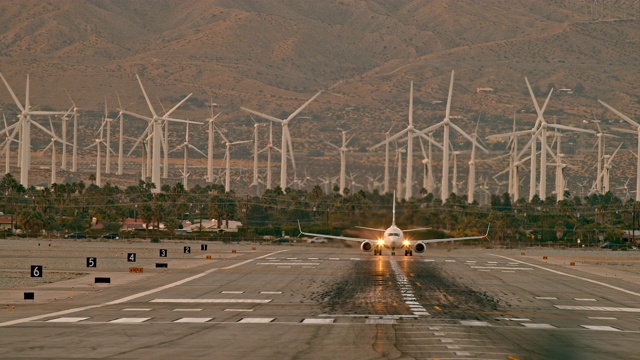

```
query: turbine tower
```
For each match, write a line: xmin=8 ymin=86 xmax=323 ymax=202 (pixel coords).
xmin=120 ymin=74 xmax=201 ymax=192
xmin=115 ymin=93 xmax=125 ymax=175
xmin=369 ymin=81 xmax=442 ymax=200
xmin=326 ymin=129 xmax=355 ymax=196
xmin=217 ymin=128 xmax=251 ymax=193
xmin=171 ymin=124 xmax=206 ymax=190
xmin=241 ymin=90 xmax=323 ymax=192
xmin=599 ymin=100 xmax=640 ymax=201
xmin=204 ymin=107 xmax=221 ymax=183
xmin=0 ymin=73 xmax=68 ymax=187
xmin=419 ymin=71 xmax=488 ymax=202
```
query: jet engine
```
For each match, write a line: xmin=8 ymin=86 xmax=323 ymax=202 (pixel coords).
xmin=360 ymin=241 xmax=373 ymax=252
xmin=413 ymin=242 xmax=426 ymax=253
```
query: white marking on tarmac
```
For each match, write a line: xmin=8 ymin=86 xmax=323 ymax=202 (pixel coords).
xmin=260 ymin=291 xmax=282 ymax=294
xmin=555 ymin=305 xmax=640 ymax=312
xmin=460 ymin=320 xmax=491 ymax=326
xmin=221 ymin=291 xmax=244 ymax=294
xmin=445 ymin=259 xmax=456 ymax=262
xmin=302 ymin=318 xmax=334 ymax=324
xmin=0 ymin=250 xmax=289 ymax=327
xmin=224 ymin=309 xmax=254 ymax=312
xmin=575 ymin=298 xmax=597 ymax=301
xmin=366 ymin=319 xmax=395 ymax=324
xmin=46 ymin=317 xmax=89 ymax=323
xmin=238 ymin=317 xmax=274 ymax=323
xmin=350 ymin=258 xmax=361 ymax=261
xmin=424 ymin=259 xmax=435 ymax=262
xmin=174 ymin=317 xmax=212 ymax=323
xmin=496 ymin=317 xmax=531 ymax=321
xmin=490 ymin=254 xmax=640 ymax=297
xmin=588 ymin=317 xmax=617 ymax=320
xmin=257 ymin=263 xmax=320 ymax=266
xmin=122 ymin=308 xmax=151 ymax=311
xmin=581 ymin=325 xmax=621 ymax=331
xmin=471 ymin=266 xmax=532 ymax=270
xmin=173 ymin=309 xmax=203 ymax=312
xmin=536 ymin=296 xmax=558 ymax=300
xmin=521 ymin=323 xmax=556 ymax=329
xmin=277 ymin=266 xmax=291 ymax=268
xmin=109 ymin=318 xmax=150 ymax=323
xmin=151 ymin=299 xmax=271 ymax=304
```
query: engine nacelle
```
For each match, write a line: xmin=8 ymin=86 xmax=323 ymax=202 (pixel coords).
xmin=413 ymin=242 xmax=426 ymax=253
xmin=360 ymin=241 xmax=373 ymax=252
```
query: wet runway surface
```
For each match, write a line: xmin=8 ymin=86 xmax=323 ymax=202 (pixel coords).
xmin=1 ymin=242 xmax=639 ymax=359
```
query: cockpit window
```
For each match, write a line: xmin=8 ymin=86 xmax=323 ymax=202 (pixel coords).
xmin=388 ymin=233 xmax=400 ymax=237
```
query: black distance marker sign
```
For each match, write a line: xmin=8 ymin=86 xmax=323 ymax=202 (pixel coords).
xmin=31 ymin=265 xmax=43 ymax=278
xmin=86 ymin=257 xmax=97 ymax=268
xmin=127 ymin=253 xmax=136 ymax=262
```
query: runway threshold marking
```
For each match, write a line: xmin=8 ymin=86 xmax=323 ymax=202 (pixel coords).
xmin=150 ymin=299 xmax=272 ymax=304
xmin=0 ymin=250 xmax=288 ymax=328
xmin=490 ymin=254 xmax=640 ymax=298
xmin=46 ymin=317 xmax=89 ymax=323
xmin=581 ymin=325 xmax=621 ymax=331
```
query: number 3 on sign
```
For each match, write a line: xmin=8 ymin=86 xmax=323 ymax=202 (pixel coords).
xmin=31 ymin=265 xmax=43 ymax=277
xmin=128 ymin=253 xmax=136 ymax=262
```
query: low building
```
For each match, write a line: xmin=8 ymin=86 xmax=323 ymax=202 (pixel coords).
xmin=621 ymin=230 xmax=640 ymax=243
xmin=0 ymin=215 xmax=12 ymax=230
xmin=181 ymin=219 xmax=243 ymax=233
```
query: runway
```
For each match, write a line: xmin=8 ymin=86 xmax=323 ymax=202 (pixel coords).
xmin=1 ymin=240 xmax=639 ymax=359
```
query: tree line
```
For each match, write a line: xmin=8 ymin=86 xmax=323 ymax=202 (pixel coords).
xmin=0 ymin=173 xmax=637 ymax=246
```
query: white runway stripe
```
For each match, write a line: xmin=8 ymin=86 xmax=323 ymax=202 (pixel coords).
xmin=46 ymin=317 xmax=89 ymax=323
xmin=581 ymin=325 xmax=620 ymax=331
xmin=151 ymin=299 xmax=272 ymax=304
xmin=238 ymin=317 xmax=274 ymax=323
xmin=122 ymin=308 xmax=151 ymax=311
xmin=109 ymin=318 xmax=150 ymax=323
xmin=302 ymin=318 xmax=334 ymax=324
xmin=173 ymin=309 xmax=203 ymax=312
xmin=174 ymin=317 xmax=212 ymax=323
xmin=257 ymin=263 xmax=320 ymax=266
xmin=260 ymin=291 xmax=282 ymax=294
xmin=224 ymin=309 xmax=254 ymax=312
xmin=471 ymin=266 xmax=532 ymax=270
xmin=221 ymin=291 xmax=244 ymax=294
xmin=521 ymin=323 xmax=556 ymax=329
xmin=555 ymin=305 xmax=640 ymax=312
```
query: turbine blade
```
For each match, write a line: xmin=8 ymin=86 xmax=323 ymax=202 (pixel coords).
xmin=135 ymin=74 xmax=157 ymax=118
xmin=444 ymin=70 xmax=454 ymax=120
xmin=164 ymin=93 xmax=192 ymax=118
xmin=240 ymin=107 xmax=284 ymax=123
xmin=599 ymin=100 xmax=640 ymax=128
xmin=0 ymin=72 xmax=24 ymax=112
xmin=286 ymin=90 xmax=323 ymax=122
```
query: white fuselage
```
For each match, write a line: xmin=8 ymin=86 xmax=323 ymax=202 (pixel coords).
xmin=381 ymin=225 xmax=404 ymax=250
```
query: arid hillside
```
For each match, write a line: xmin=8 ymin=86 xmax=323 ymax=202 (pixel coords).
xmin=0 ymin=0 xmax=638 ymax=192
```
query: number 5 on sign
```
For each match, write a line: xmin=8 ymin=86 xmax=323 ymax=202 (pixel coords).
xmin=87 ymin=257 xmax=97 ymax=268
xmin=31 ymin=265 xmax=43 ymax=277
xmin=127 ymin=253 xmax=136 ymax=262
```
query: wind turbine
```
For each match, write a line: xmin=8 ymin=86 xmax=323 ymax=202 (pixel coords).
xmin=370 ymin=81 xmax=442 ymax=200
xmin=1 ymin=114 xmax=18 ymax=174
xmin=171 ymin=124 xmax=206 ymax=190
xmin=115 ymin=93 xmax=125 ymax=175
xmin=467 ymin=117 xmax=482 ymax=203
xmin=217 ymin=128 xmax=251 ymax=193
xmin=241 ymin=90 xmax=323 ymax=192
xmin=257 ymin=122 xmax=280 ymax=190
xmin=41 ymin=117 xmax=64 ymax=185
xmin=326 ymin=129 xmax=355 ymax=196
xmin=248 ymin=115 xmax=264 ymax=192
xmin=0 ymin=73 xmax=68 ymax=187
xmin=64 ymin=92 xmax=80 ymax=173
xmin=120 ymin=74 xmax=201 ymax=192
xmin=85 ymin=120 xmax=108 ymax=187
xmin=383 ymin=122 xmax=395 ymax=194
xmin=58 ymin=96 xmax=73 ymax=171
xmin=204 ymin=103 xmax=222 ymax=183
xmin=599 ymin=99 xmax=640 ymax=201
xmin=418 ymin=71 xmax=488 ymax=202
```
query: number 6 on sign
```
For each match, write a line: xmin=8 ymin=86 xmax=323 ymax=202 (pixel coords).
xmin=31 ymin=265 xmax=43 ymax=277
xmin=127 ymin=253 xmax=136 ymax=262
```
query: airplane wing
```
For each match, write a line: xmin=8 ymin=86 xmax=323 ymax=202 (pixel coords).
xmin=298 ymin=222 xmax=375 ymax=242
xmin=410 ymin=225 xmax=490 ymax=244
xmin=355 ymin=226 xmax=386 ymax=232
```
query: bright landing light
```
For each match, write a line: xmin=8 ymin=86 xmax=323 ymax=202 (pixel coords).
xmin=403 ymin=240 xmax=410 ymax=246
xmin=377 ymin=239 xmax=385 ymax=246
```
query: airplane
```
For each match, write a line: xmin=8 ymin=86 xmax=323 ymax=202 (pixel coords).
xmin=298 ymin=192 xmax=489 ymax=256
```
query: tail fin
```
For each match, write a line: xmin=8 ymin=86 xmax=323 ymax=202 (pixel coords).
xmin=392 ymin=191 xmax=396 ymax=226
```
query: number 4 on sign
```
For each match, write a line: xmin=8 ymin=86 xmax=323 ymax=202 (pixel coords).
xmin=128 ymin=253 xmax=136 ymax=262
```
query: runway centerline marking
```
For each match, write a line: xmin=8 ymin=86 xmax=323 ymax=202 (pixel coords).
xmin=555 ymin=305 xmax=640 ymax=312
xmin=490 ymin=254 xmax=640 ymax=297
xmin=0 ymin=250 xmax=288 ymax=327
xmin=151 ymin=299 xmax=272 ymax=304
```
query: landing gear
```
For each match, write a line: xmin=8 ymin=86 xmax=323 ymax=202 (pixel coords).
xmin=404 ymin=249 xmax=413 ymax=256
xmin=391 ymin=251 xmax=395 ymax=256
xmin=374 ymin=247 xmax=383 ymax=256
